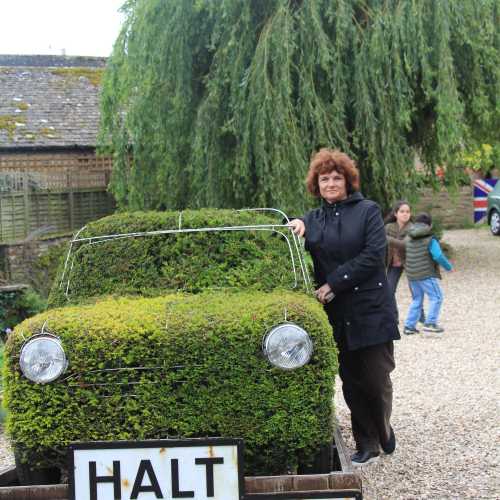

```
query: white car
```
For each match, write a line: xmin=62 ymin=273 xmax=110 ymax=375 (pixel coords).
xmin=487 ymin=181 xmax=500 ymax=235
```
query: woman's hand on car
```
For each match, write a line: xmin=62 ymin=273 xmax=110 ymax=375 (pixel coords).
xmin=315 ymin=283 xmax=334 ymax=304
xmin=288 ymin=219 xmax=306 ymax=237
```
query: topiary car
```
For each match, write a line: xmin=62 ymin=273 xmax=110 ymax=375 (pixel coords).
xmin=3 ymin=209 xmax=338 ymax=487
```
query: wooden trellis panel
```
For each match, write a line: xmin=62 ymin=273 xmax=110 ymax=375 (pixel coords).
xmin=0 ymin=190 xmax=115 ymax=242
xmin=0 ymin=194 xmax=27 ymax=241
xmin=73 ymin=190 xmax=115 ymax=229
xmin=0 ymin=152 xmax=115 ymax=242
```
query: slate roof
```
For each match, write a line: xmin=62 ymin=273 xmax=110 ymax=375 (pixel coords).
xmin=0 ymin=55 xmax=106 ymax=150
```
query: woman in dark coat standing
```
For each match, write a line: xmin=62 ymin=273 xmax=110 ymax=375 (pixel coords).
xmin=289 ymin=148 xmax=400 ymax=466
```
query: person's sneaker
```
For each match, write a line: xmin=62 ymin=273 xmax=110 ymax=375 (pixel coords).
xmin=351 ymin=450 xmax=380 ymax=467
xmin=403 ymin=326 xmax=420 ymax=335
xmin=423 ymin=323 xmax=444 ymax=333
xmin=381 ymin=426 xmax=396 ymax=454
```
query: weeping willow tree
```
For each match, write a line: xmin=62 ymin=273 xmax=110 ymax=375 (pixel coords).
xmin=99 ymin=0 xmax=499 ymax=212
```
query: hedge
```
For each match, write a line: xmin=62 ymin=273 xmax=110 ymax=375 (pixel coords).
xmin=49 ymin=209 xmax=306 ymax=307
xmin=0 ymin=287 xmax=46 ymax=332
xmin=4 ymin=290 xmax=337 ymax=475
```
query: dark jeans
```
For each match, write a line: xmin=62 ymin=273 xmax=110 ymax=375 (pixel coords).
xmin=386 ymin=266 xmax=403 ymax=322
xmin=338 ymin=342 xmax=395 ymax=453
xmin=387 ymin=266 xmax=403 ymax=295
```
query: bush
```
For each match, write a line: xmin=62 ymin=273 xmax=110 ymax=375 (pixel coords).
xmin=0 ymin=287 xmax=45 ymax=425
xmin=0 ymin=345 xmax=5 ymax=424
xmin=4 ymin=290 xmax=337 ymax=475
xmin=6 ymin=209 xmax=339 ymax=476
xmin=49 ymin=209 xmax=305 ymax=307
xmin=0 ymin=287 xmax=46 ymax=332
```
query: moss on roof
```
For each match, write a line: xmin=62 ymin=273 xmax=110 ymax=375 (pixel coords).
xmin=0 ymin=115 xmax=26 ymax=140
xmin=39 ymin=127 xmax=58 ymax=138
xmin=50 ymin=67 xmax=104 ymax=87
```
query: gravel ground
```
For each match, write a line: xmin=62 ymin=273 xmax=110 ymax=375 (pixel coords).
xmin=335 ymin=227 xmax=499 ymax=499
xmin=0 ymin=228 xmax=498 ymax=498
xmin=0 ymin=432 xmax=13 ymax=471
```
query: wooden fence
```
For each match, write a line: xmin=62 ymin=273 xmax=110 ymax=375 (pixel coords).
xmin=0 ymin=153 xmax=115 ymax=242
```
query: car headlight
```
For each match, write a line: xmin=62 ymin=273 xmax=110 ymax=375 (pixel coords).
xmin=19 ymin=335 xmax=68 ymax=383
xmin=263 ymin=323 xmax=313 ymax=370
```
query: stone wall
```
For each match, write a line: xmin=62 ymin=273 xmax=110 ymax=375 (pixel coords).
xmin=414 ymin=186 xmax=473 ymax=228
xmin=0 ymin=235 xmax=69 ymax=284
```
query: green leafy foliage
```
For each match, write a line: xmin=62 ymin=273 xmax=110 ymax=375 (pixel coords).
xmin=49 ymin=209 xmax=305 ymax=307
xmin=4 ymin=291 xmax=337 ymax=475
xmin=0 ymin=344 xmax=5 ymax=423
xmin=459 ymin=143 xmax=500 ymax=175
xmin=0 ymin=288 xmax=46 ymax=332
xmin=100 ymin=0 xmax=499 ymax=211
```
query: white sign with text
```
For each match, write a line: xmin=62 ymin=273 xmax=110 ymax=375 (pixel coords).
xmin=70 ymin=439 xmax=242 ymax=500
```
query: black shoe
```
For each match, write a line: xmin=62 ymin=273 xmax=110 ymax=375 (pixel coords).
xmin=351 ymin=450 xmax=380 ymax=467
xmin=403 ymin=326 xmax=419 ymax=335
xmin=381 ymin=426 xmax=396 ymax=454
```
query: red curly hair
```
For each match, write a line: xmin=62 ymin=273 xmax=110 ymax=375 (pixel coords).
xmin=306 ymin=148 xmax=360 ymax=197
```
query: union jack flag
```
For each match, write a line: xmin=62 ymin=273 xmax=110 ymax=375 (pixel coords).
xmin=473 ymin=178 xmax=498 ymax=223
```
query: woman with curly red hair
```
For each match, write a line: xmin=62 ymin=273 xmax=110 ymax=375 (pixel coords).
xmin=289 ymin=148 xmax=400 ymax=466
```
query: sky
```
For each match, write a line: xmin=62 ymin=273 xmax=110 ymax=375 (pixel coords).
xmin=0 ymin=0 xmax=125 ymax=57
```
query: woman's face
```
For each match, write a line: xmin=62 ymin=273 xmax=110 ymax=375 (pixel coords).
xmin=395 ymin=204 xmax=411 ymax=225
xmin=318 ymin=170 xmax=347 ymax=204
